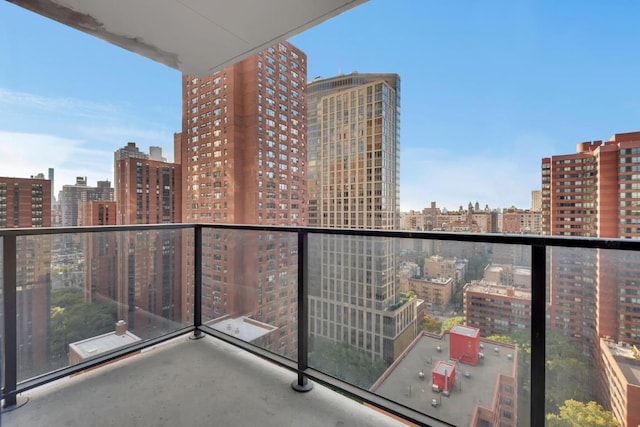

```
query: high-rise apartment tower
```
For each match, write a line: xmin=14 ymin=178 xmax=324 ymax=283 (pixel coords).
xmin=180 ymin=42 xmax=307 ymax=358
xmin=306 ymin=73 xmax=416 ymax=363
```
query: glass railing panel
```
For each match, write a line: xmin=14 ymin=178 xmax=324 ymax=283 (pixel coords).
xmin=200 ymin=227 xmax=298 ymax=361
xmin=545 ymin=246 xmax=636 ymax=427
xmin=16 ymin=228 xmax=191 ymax=382
xmin=307 ymin=234 xmax=531 ymax=427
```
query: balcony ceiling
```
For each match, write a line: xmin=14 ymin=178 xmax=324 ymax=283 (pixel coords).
xmin=9 ymin=0 xmax=366 ymax=76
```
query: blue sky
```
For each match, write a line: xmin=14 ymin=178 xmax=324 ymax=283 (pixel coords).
xmin=1 ymin=1 xmax=639 ymax=211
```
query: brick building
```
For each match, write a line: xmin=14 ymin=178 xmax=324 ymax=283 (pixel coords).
xmin=0 ymin=174 xmax=52 ymax=378
xmin=179 ymin=42 xmax=307 ymax=359
xmin=463 ymin=281 xmax=531 ymax=337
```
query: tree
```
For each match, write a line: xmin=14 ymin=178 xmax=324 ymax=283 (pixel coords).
xmin=545 ymin=332 xmax=594 ymax=412
xmin=49 ymin=289 xmax=118 ymax=365
xmin=486 ymin=335 xmax=515 ymax=344
xmin=440 ymin=316 xmax=464 ymax=333
xmin=309 ymin=336 xmax=389 ymax=389
xmin=546 ymin=400 xmax=619 ymax=427
xmin=422 ymin=315 xmax=442 ymax=333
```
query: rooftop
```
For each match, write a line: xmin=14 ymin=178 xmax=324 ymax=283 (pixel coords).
xmin=6 ymin=335 xmax=408 ymax=427
xmin=603 ymin=340 xmax=640 ymax=386
xmin=411 ymin=276 xmax=453 ymax=284
xmin=69 ymin=330 xmax=141 ymax=360
xmin=372 ymin=333 xmax=516 ymax=427
xmin=207 ymin=316 xmax=277 ymax=342
xmin=465 ymin=282 xmax=532 ymax=300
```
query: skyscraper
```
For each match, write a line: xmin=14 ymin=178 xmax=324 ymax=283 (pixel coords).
xmin=307 ymin=73 xmax=400 ymax=229
xmin=180 ymin=42 xmax=307 ymax=358
xmin=306 ymin=73 xmax=415 ymax=363
xmin=542 ymin=132 xmax=640 ymax=345
xmin=112 ymin=143 xmax=183 ymax=330
xmin=114 ymin=143 xmax=181 ymax=225
xmin=542 ymin=132 xmax=640 ymax=427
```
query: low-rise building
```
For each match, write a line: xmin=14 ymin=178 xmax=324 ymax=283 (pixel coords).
xmin=598 ymin=339 xmax=640 ymax=427
xmin=371 ymin=330 xmax=518 ymax=427
xmin=408 ymin=277 xmax=453 ymax=306
xmin=463 ymin=281 xmax=531 ymax=337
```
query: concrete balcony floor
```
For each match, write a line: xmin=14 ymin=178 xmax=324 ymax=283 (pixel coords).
xmin=5 ymin=335 xmax=407 ymax=427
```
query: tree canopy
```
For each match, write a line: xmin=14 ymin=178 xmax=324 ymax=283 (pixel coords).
xmin=50 ymin=289 xmax=117 ymax=365
xmin=440 ymin=316 xmax=464 ymax=333
xmin=309 ymin=336 xmax=388 ymax=389
xmin=546 ymin=400 xmax=619 ymax=427
xmin=422 ymin=315 xmax=442 ymax=333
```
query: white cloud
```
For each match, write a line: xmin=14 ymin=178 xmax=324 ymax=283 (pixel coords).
xmin=0 ymin=131 xmax=113 ymax=195
xmin=400 ymin=133 xmax=556 ymax=212
xmin=0 ymin=88 xmax=118 ymax=118
xmin=0 ymin=87 xmax=179 ymax=191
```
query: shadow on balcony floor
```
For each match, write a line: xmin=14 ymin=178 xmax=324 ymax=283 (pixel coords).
xmin=5 ymin=335 xmax=407 ymax=427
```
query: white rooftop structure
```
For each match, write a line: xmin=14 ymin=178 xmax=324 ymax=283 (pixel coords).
xmin=207 ymin=316 xmax=277 ymax=342
xmin=69 ymin=330 xmax=142 ymax=360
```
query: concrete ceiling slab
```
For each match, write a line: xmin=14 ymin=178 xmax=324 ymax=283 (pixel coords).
xmin=9 ymin=0 xmax=366 ymax=76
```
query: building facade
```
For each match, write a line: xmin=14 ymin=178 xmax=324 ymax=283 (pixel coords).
xmin=114 ymin=144 xmax=182 ymax=225
xmin=543 ymin=132 xmax=640 ymax=426
xmin=59 ymin=177 xmax=114 ymax=227
xmin=463 ymin=281 xmax=531 ymax=337
xmin=0 ymin=175 xmax=52 ymax=378
xmin=111 ymin=144 xmax=184 ymax=333
xmin=306 ymin=73 xmax=415 ymax=363
xmin=180 ymin=41 xmax=307 ymax=359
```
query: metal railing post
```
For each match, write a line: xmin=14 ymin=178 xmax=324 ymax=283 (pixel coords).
xmin=292 ymin=229 xmax=312 ymax=392
xmin=190 ymin=225 xmax=204 ymax=340
xmin=530 ymin=244 xmax=546 ymax=427
xmin=2 ymin=235 xmax=17 ymax=408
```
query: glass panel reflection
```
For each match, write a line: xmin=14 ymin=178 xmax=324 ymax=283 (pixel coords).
xmin=16 ymin=228 xmax=191 ymax=382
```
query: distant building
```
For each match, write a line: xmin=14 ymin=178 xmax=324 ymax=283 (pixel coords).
xmin=407 ymin=276 xmax=453 ymax=306
xmin=77 ymin=201 xmax=117 ymax=226
xmin=112 ymin=143 xmax=183 ymax=331
xmin=463 ymin=281 xmax=531 ymax=337
xmin=0 ymin=175 xmax=51 ymax=228
xmin=60 ymin=177 xmax=114 ymax=227
xmin=114 ymin=143 xmax=181 ymax=225
xmin=423 ymin=255 xmax=460 ymax=282
xmin=530 ymin=190 xmax=541 ymax=212
xmin=482 ymin=264 xmax=531 ymax=289
xmin=500 ymin=208 xmax=542 ymax=234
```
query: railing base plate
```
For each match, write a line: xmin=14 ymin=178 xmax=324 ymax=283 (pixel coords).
xmin=291 ymin=380 xmax=313 ymax=393
xmin=189 ymin=330 xmax=205 ymax=340
xmin=2 ymin=395 xmax=29 ymax=412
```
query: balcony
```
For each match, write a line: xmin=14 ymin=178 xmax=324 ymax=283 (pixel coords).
xmin=2 ymin=224 xmax=640 ymax=427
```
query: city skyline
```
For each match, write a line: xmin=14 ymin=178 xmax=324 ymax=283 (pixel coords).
xmin=3 ymin=1 xmax=640 ymax=211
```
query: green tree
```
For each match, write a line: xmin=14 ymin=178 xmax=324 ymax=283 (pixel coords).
xmin=486 ymin=335 xmax=515 ymax=344
xmin=49 ymin=289 xmax=118 ymax=364
xmin=309 ymin=336 xmax=388 ymax=388
xmin=546 ymin=400 xmax=619 ymax=427
xmin=440 ymin=316 xmax=464 ymax=333
xmin=421 ymin=315 xmax=442 ymax=333
xmin=545 ymin=332 xmax=593 ymax=412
